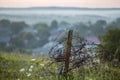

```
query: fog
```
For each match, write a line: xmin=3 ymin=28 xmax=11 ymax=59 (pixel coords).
xmin=0 ymin=8 xmax=120 ymax=25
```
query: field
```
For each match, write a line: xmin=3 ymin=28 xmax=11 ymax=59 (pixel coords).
xmin=0 ymin=52 xmax=120 ymax=80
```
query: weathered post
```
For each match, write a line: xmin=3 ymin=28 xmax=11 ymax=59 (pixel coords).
xmin=63 ymin=30 xmax=73 ymax=75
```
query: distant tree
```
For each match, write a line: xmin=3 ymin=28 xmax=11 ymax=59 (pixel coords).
xmin=50 ymin=20 xmax=58 ymax=29
xmin=0 ymin=19 xmax=10 ymax=28
xmin=99 ymin=28 xmax=120 ymax=61
xmin=10 ymin=21 xmax=28 ymax=34
xmin=10 ymin=32 xmax=36 ymax=49
xmin=91 ymin=20 xmax=107 ymax=36
xmin=75 ymin=22 xmax=88 ymax=37
xmin=21 ymin=32 xmax=36 ymax=48
xmin=34 ymin=23 xmax=50 ymax=47
xmin=10 ymin=35 xmax=24 ymax=49
xmin=116 ymin=17 xmax=120 ymax=27
xmin=0 ymin=19 xmax=11 ymax=50
xmin=0 ymin=19 xmax=11 ymax=36
xmin=106 ymin=17 xmax=120 ymax=30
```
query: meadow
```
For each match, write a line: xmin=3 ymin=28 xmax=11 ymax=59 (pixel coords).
xmin=0 ymin=52 xmax=120 ymax=80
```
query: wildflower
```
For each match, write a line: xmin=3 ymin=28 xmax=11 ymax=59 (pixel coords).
xmin=29 ymin=68 xmax=32 ymax=72
xmin=26 ymin=73 xmax=31 ymax=77
xmin=17 ymin=79 xmax=20 ymax=80
xmin=31 ymin=58 xmax=36 ymax=61
xmin=93 ymin=59 xmax=100 ymax=63
xmin=55 ymin=67 xmax=57 ymax=70
xmin=105 ymin=65 xmax=109 ymax=69
xmin=30 ymin=65 xmax=34 ymax=69
xmin=86 ymin=77 xmax=93 ymax=80
xmin=19 ymin=68 xmax=25 ymax=72
xmin=40 ymin=64 xmax=44 ymax=67
xmin=40 ymin=77 xmax=43 ymax=79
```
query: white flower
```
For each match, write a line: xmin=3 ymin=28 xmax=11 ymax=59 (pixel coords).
xmin=105 ymin=65 xmax=109 ymax=69
xmin=31 ymin=58 xmax=36 ymax=61
xmin=40 ymin=64 xmax=44 ymax=67
xmin=19 ymin=68 xmax=25 ymax=72
xmin=17 ymin=79 xmax=20 ymax=80
xmin=93 ymin=59 xmax=100 ymax=63
xmin=55 ymin=67 xmax=57 ymax=70
xmin=30 ymin=65 xmax=34 ymax=69
xmin=40 ymin=77 xmax=43 ymax=79
xmin=26 ymin=73 xmax=31 ymax=77
xmin=29 ymin=68 xmax=32 ymax=72
xmin=96 ymin=59 xmax=100 ymax=63
xmin=86 ymin=77 xmax=93 ymax=80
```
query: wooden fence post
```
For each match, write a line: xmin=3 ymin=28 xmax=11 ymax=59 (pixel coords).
xmin=63 ymin=30 xmax=73 ymax=75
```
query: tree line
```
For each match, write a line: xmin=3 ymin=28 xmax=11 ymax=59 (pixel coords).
xmin=0 ymin=18 xmax=120 ymax=54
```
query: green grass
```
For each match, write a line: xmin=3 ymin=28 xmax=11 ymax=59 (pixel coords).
xmin=0 ymin=52 xmax=120 ymax=80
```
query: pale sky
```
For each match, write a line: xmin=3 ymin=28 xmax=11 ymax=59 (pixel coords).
xmin=0 ymin=0 xmax=120 ymax=8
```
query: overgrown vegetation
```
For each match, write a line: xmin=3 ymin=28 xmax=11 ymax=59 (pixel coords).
xmin=0 ymin=52 xmax=120 ymax=80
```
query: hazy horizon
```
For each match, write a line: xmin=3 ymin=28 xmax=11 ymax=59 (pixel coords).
xmin=0 ymin=0 xmax=120 ymax=8
xmin=0 ymin=6 xmax=120 ymax=9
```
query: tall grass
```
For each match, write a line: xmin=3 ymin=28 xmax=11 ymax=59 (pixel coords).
xmin=0 ymin=52 xmax=120 ymax=80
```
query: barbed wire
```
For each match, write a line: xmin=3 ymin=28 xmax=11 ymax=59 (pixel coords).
xmin=48 ymin=31 xmax=98 ymax=75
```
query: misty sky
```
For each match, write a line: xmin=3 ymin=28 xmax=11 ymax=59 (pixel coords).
xmin=0 ymin=0 xmax=120 ymax=8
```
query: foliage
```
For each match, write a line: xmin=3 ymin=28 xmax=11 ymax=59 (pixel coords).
xmin=74 ymin=22 xmax=88 ymax=37
xmin=0 ymin=19 xmax=11 ymax=37
xmin=1 ymin=17 xmax=120 ymax=54
xmin=10 ymin=32 xmax=36 ymax=49
xmin=106 ymin=17 xmax=120 ymax=30
xmin=0 ymin=52 xmax=120 ymax=80
xmin=50 ymin=20 xmax=58 ymax=29
xmin=34 ymin=23 xmax=50 ymax=47
xmin=10 ymin=21 xmax=28 ymax=34
xmin=0 ymin=20 xmax=51 ymax=52
xmin=99 ymin=28 xmax=120 ymax=61
xmin=0 ymin=19 xmax=10 ymax=28
xmin=91 ymin=20 xmax=106 ymax=36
